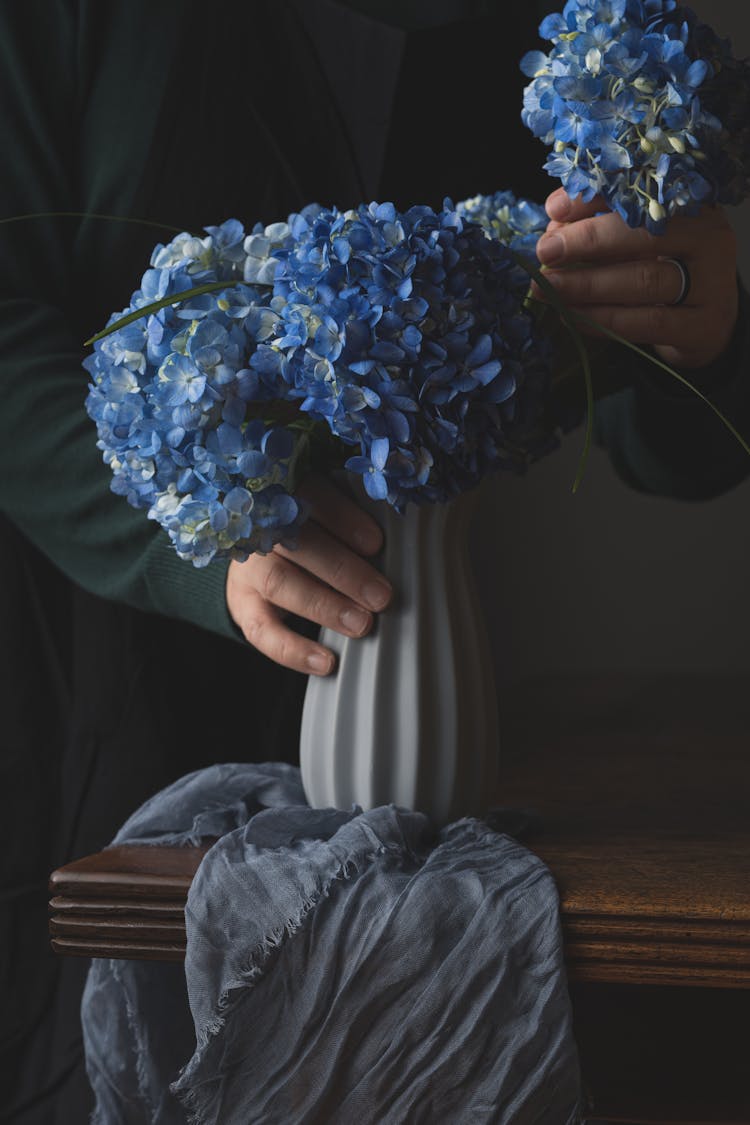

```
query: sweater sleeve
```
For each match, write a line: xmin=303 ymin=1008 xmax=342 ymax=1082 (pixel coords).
xmin=0 ymin=1 xmax=238 ymax=640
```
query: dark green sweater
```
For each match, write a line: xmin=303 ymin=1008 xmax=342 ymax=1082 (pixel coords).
xmin=0 ymin=0 xmax=748 ymax=642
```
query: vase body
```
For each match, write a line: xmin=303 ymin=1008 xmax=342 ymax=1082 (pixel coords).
xmin=300 ymin=487 xmax=499 ymax=826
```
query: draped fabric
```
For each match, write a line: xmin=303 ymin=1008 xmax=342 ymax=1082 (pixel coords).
xmin=82 ymin=764 xmax=582 ymax=1124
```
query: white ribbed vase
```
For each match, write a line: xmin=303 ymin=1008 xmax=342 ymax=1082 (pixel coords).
xmin=300 ymin=487 xmax=499 ymax=826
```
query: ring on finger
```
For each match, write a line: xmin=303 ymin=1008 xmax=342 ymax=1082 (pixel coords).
xmin=658 ymin=256 xmax=691 ymax=307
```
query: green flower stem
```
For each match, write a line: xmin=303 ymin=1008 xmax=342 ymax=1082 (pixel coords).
xmin=0 ymin=210 xmax=209 ymax=348
xmin=519 ymin=255 xmax=750 ymax=488
xmin=84 ymin=282 xmax=234 ymax=346
xmin=523 ymin=263 xmax=596 ymax=490
xmin=563 ymin=314 xmax=750 ymax=459
xmin=285 ymin=430 xmax=310 ymax=497
xmin=0 ymin=210 xmax=189 ymax=235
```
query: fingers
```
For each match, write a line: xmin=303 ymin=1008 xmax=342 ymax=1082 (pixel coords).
xmin=228 ymin=526 xmax=392 ymax=663
xmin=225 ymin=478 xmax=394 ymax=676
xmin=297 ymin=475 xmax=383 ymax=555
xmin=233 ymin=589 xmax=337 ymax=676
xmin=538 ymin=210 xmax=669 ymax=267
xmin=536 ymin=257 xmax=693 ymax=308
xmin=568 ymin=299 xmax=738 ymax=368
xmin=561 ymin=302 xmax=702 ymax=349
xmin=274 ymin=520 xmax=392 ymax=613
xmin=237 ymin=545 xmax=376 ymax=633
xmin=537 ymin=204 xmax=730 ymax=269
xmin=535 ymin=198 xmax=738 ymax=368
xmin=545 ymin=187 xmax=609 ymax=223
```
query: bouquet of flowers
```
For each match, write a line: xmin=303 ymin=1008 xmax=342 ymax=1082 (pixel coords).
xmin=84 ymin=0 xmax=750 ymax=568
xmin=84 ymin=198 xmax=554 ymax=566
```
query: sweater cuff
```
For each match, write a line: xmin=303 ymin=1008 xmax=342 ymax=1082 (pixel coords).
xmin=139 ymin=534 xmax=244 ymax=643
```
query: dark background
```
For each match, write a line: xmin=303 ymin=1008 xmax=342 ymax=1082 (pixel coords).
xmin=474 ymin=2 xmax=750 ymax=708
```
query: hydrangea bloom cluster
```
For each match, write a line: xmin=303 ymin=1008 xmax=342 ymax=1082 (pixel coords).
xmin=85 ymin=203 xmax=551 ymax=565
xmin=268 ymin=201 xmax=551 ymax=506
xmin=84 ymin=218 xmax=308 ymax=565
xmin=456 ymin=191 xmax=548 ymax=265
xmin=521 ymin=0 xmax=750 ymax=232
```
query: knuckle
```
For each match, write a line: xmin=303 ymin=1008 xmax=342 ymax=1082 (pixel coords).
xmin=276 ymin=635 xmax=292 ymax=668
xmin=260 ymin=559 xmax=287 ymax=603
xmin=578 ymin=220 xmax=600 ymax=256
xmin=582 ymin=270 xmax=597 ymax=301
xmin=305 ymin=590 xmax=329 ymax=624
xmin=327 ymin=552 xmax=350 ymax=592
xmin=243 ymin=614 xmax=266 ymax=650
xmin=239 ymin=598 xmax=305 ymax=672
xmin=567 ymin=269 xmax=591 ymax=301
xmin=639 ymin=260 xmax=662 ymax=300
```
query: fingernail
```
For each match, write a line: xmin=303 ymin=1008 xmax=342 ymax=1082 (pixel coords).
xmin=340 ymin=607 xmax=370 ymax=636
xmin=307 ymin=649 xmax=333 ymax=674
xmin=361 ymin=581 xmax=391 ymax=611
xmin=537 ymin=234 xmax=564 ymax=265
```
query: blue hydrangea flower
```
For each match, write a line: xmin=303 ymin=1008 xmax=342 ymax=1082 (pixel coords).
xmin=521 ymin=1 xmax=750 ymax=232
xmin=85 ymin=219 xmax=307 ymax=566
xmin=457 ymin=191 xmax=549 ymax=265
xmin=267 ymin=199 xmax=553 ymax=508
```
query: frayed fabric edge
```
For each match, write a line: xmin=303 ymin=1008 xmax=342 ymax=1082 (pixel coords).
xmin=173 ymin=820 xmax=564 ymax=1122
xmin=171 ymin=843 xmax=408 ymax=1125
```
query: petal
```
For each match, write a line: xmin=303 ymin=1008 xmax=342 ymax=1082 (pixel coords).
xmin=371 ymin=437 xmax=389 ymax=471
xmin=520 ymin=50 xmax=549 ymax=77
xmin=364 ymin=471 xmax=388 ymax=501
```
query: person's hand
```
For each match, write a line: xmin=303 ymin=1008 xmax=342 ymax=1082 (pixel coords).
xmin=533 ymin=187 xmax=739 ymax=371
xmin=226 ymin=475 xmax=392 ymax=676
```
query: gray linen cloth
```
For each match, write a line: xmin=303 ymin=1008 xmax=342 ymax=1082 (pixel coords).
xmin=82 ymin=763 xmax=582 ymax=1123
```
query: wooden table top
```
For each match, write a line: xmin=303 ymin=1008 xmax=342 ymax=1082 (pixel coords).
xmin=49 ymin=675 xmax=750 ymax=987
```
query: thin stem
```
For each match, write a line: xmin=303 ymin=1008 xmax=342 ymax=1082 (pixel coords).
xmin=0 ymin=210 xmax=189 ymax=236
xmin=569 ymin=311 xmax=750 ymax=457
xmin=517 ymin=253 xmax=750 ymax=466
xmin=84 ymin=281 xmax=237 ymax=346
xmin=523 ymin=263 xmax=597 ymax=489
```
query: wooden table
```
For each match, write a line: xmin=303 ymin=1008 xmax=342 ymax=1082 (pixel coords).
xmin=49 ymin=675 xmax=750 ymax=1123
